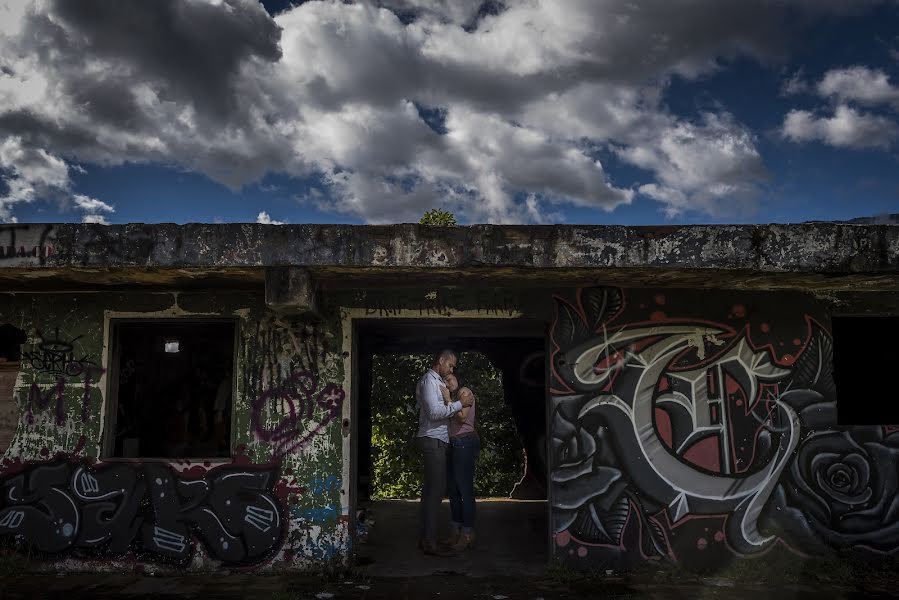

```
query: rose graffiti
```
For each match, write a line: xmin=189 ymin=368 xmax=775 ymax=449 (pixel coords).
xmin=251 ymin=371 xmax=344 ymax=461
xmin=766 ymin=419 xmax=899 ymax=554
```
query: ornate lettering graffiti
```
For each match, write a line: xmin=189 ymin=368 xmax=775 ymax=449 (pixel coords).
xmin=550 ymin=286 xmax=880 ymax=568
xmin=0 ymin=460 xmax=284 ymax=564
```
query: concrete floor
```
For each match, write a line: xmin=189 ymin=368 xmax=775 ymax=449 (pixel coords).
xmin=4 ymin=573 xmax=894 ymax=600
xmin=355 ymin=498 xmax=549 ymax=577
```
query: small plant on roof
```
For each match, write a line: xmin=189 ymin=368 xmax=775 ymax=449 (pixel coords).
xmin=419 ymin=208 xmax=457 ymax=226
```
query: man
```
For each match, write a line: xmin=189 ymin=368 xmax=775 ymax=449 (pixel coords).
xmin=415 ymin=349 xmax=473 ymax=555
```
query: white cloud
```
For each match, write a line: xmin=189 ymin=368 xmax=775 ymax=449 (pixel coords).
xmin=0 ymin=137 xmax=71 ymax=222
xmin=82 ymin=213 xmax=110 ymax=225
xmin=256 ymin=211 xmax=285 ymax=225
xmin=782 ymin=105 xmax=899 ymax=149
xmin=780 ymin=65 xmax=899 ymax=150
xmin=0 ymin=0 xmax=871 ymax=223
xmin=73 ymin=194 xmax=115 ymax=213
xmin=617 ymin=112 xmax=767 ymax=216
xmin=781 ymin=70 xmax=809 ymax=96
xmin=817 ymin=66 xmax=899 ymax=108
xmin=74 ymin=193 xmax=115 ymax=225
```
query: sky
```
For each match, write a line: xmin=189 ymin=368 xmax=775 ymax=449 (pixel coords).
xmin=0 ymin=0 xmax=898 ymax=226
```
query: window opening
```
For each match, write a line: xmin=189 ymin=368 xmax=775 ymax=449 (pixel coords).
xmin=110 ymin=320 xmax=235 ymax=458
xmin=833 ymin=316 xmax=899 ymax=425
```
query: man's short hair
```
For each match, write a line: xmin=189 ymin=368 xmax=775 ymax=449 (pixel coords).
xmin=433 ymin=349 xmax=456 ymax=366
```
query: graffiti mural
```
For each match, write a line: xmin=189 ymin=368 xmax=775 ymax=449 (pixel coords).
xmin=17 ymin=326 xmax=104 ymax=427
xmin=0 ymin=460 xmax=284 ymax=565
xmin=550 ymin=286 xmax=886 ymax=569
xmin=251 ymin=370 xmax=345 ymax=461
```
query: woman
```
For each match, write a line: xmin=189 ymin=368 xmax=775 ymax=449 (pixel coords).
xmin=441 ymin=373 xmax=479 ymax=551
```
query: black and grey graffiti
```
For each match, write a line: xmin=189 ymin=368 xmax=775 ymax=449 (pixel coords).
xmin=22 ymin=327 xmax=98 ymax=378
xmin=0 ymin=460 xmax=284 ymax=564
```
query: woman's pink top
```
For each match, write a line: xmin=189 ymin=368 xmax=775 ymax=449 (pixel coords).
xmin=450 ymin=392 xmax=476 ymax=438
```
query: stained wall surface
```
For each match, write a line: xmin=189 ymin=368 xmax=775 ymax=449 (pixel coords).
xmin=0 ymin=282 xmax=896 ymax=575
xmin=0 ymin=290 xmax=349 ymax=571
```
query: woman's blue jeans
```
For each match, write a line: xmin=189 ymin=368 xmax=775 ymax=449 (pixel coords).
xmin=447 ymin=433 xmax=480 ymax=532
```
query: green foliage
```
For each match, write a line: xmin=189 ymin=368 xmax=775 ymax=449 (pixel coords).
xmin=370 ymin=352 xmax=524 ymax=499
xmin=419 ymin=208 xmax=457 ymax=226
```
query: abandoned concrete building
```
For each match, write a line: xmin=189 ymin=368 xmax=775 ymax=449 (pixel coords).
xmin=0 ymin=221 xmax=897 ymax=574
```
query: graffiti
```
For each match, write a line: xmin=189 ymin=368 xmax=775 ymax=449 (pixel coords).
xmin=550 ymin=286 xmax=883 ymax=568
xmin=23 ymin=367 xmax=103 ymax=427
xmin=22 ymin=327 xmax=98 ymax=378
xmin=307 ymin=475 xmax=341 ymax=495
xmin=19 ymin=327 xmax=103 ymax=426
xmin=363 ymin=289 xmax=519 ymax=317
xmin=296 ymin=505 xmax=340 ymax=523
xmin=241 ymin=318 xmax=331 ymax=405
xmin=251 ymin=371 xmax=344 ymax=461
xmin=0 ymin=460 xmax=284 ymax=564
xmin=0 ymin=224 xmax=55 ymax=265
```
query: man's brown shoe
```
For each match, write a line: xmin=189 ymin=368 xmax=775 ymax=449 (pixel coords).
xmin=440 ymin=530 xmax=461 ymax=547
xmin=451 ymin=531 xmax=475 ymax=552
xmin=421 ymin=540 xmax=456 ymax=557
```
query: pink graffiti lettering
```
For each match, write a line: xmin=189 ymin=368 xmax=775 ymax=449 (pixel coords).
xmin=251 ymin=371 xmax=344 ymax=461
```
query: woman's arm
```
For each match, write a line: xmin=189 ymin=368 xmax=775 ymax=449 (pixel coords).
xmin=455 ymin=388 xmax=474 ymax=421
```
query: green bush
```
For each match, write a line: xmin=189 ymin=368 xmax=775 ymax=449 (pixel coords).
xmin=419 ymin=208 xmax=457 ymax=226
xmin=370 ymin=352 xmax=524 ymax=499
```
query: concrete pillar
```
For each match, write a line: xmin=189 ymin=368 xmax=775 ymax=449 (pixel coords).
xmin=0 ymin=361 xmax=19 ymax=454
xmin=265 ymin=267 xmax=319 ymax=316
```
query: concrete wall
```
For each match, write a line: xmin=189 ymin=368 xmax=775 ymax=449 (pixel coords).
xmin=0 ymin=290 xmax=349 ymax=571
xmin=1 ymin=282 xmax=896 ymax=574
xmin=548 ymin=286 xmax=888 ymax=571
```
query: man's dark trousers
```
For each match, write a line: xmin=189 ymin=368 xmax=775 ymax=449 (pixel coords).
xmin=416 ymin=435 xmax=448 ymax=545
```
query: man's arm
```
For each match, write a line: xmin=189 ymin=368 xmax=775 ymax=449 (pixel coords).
xmin=423 ymin=378 xmax=462 ymax=420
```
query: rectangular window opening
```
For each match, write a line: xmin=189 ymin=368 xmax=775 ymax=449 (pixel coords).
xmin=109 ymin=320 xmax=235 ymax=459
xmin=833 ymin=316 xmax=899 ymax=426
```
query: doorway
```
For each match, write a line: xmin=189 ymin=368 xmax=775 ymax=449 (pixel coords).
xmin=351 ymin=318 xmax=549 ymax=575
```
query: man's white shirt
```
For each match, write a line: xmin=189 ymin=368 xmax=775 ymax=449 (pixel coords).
xmin=415 ymin=369 xmax=463 ymax=442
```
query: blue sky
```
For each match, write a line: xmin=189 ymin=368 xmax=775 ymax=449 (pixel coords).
xmin=1 ymin=1 xmax=897 ymax=226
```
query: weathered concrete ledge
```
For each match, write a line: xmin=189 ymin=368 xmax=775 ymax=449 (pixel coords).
xmin=1 ymin=222 xmax=897 ymax=274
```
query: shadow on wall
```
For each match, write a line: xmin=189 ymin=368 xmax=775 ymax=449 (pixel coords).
xmin=0 ymin=324 xmax=26 ymax=454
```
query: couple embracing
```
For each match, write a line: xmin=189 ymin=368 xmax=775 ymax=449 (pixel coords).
xmin=415 ymin=350 xmax=480 ymax=556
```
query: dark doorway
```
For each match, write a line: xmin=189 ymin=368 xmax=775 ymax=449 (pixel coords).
xmin=352 ymin=319 xmax=549 ymax=575
xmin=368 ymin=351 xmax=524 ymax=500
xmin=107 ymin=320 xmax=236 ymax=459
xmin=833 ymin=315 xmax=899 ymax=425
xmin=0 ymin=323 xmax=26 ymax=453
